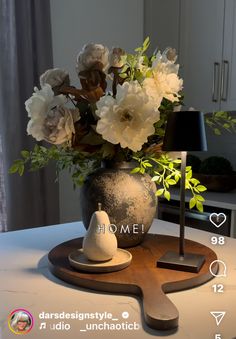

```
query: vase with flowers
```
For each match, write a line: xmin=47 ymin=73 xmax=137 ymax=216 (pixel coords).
xmin=10 ymin=37 xmax=208 ymax=247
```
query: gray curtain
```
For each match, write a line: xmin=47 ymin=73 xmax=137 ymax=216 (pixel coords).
xmin=0 ymin=0 xmax=59 ymax=231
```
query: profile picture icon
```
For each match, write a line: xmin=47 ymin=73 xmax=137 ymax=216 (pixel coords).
xmin=8 ymin=309 xmax=34 ymax=335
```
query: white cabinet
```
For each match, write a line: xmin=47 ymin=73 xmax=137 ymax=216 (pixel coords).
xmin=144 ymin=0 xmax=236 ymax=112
xmin=179 ymin=0 xmax=236 ymax=112
xmin=221 ymin=0 xmax=236 ymax=110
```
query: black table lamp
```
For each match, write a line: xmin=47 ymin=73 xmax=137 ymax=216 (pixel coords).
xmin=157 ymin=111 xmax=207 ymax=273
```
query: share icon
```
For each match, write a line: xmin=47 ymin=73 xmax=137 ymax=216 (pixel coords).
xmin=210 ymin=311 xmax=226 ymax=326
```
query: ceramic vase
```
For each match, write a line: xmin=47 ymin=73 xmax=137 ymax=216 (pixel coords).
xmin=81 ymin=161 xmax=157 ymax=248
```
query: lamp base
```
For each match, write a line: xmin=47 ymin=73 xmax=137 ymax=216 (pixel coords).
xmin=157 ymin=251 xmax=205 ymax=273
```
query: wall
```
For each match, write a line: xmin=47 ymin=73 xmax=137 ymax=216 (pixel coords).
xmin=144 ymin=0 xmax=180 ymax=54
xmin=50 ymin=0 xmax=144 ymax=223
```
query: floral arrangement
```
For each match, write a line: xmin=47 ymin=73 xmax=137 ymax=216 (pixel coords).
xmin=10 ymin=37 xmax=210 ymax=211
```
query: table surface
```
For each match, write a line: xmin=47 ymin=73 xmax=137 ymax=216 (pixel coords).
xmin=0 ymin=220 xmax=236 ymax=339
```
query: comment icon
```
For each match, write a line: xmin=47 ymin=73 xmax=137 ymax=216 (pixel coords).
xmin=209 ymin=260 xmax=227 ymax=277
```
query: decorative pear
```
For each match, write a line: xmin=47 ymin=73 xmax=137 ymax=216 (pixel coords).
xmin=82 ymin=203 xmax=117 ymax=261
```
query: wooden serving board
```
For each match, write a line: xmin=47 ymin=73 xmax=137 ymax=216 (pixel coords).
xmin=48 ymin=234 xmax=218 ymax=330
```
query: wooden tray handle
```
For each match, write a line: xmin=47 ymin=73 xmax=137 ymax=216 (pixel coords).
xmin=141 ymin=281 xmax=179 ymax=330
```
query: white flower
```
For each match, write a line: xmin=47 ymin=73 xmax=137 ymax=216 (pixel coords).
xmin=143 ymin=50 xmax=183 ymax=104
xmin=96 ymin=81 xmax=160 ymax=152
xmin=40 ymin=68 xmax=69 ymax=88
xmin=25 ymin=84 xmax=66 ymax=118
xmin=76 ymin=43 xmax=109 ymax=73
xmin=108 ymin=47 xmax=126 ymax=68
xmin=25 ymin=84 xmax=80 ymax=144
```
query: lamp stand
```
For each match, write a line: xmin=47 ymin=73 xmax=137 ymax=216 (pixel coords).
xmin=157 ymin=152 xmax=205 ymax=273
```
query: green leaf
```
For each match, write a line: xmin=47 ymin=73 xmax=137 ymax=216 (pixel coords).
xmin=130 ymin=167 xmax=141 ymax=174
xmin=150 ymin=55 xmax=156 ymax=62
xmin=155 ymin=188 xmax=164 ymax=196
xmin=214 ymin=128 xmax=221 ymax=135
xmin=152 ymin=175 xmax=160 ymax=181
xmin=190 ymin=178 xmax=200 ymax=186
xmin=167 ymin=179 xmax=176 ymax=185
xmin=185 ymin=180 xmax=190 ymax=189
xmin=143 ymin=36 xmax=150 ymax=47
xmin=140 ymin=167 xmax=145 ymax=174
xmin=9 ymin=163 xmax=20 ymax=174
xmin=121 ymin=65 xmax=129 ymax=73
xmin=173 ymin=159 xmax=181 ymax=164
xmin=196 ymin=185 xmax=207 ymax=192
xmin=21 ymin=150 xmax=30 ymax=159
xmin=164 ymin=190 xmax=171 ymax=201
xmin=119 ymin=73 xmax=127 ymax=78
xmin=169 ymin=162 xmax=174 ymax=169
xmin=174 ymin=174 xmax=180 ymax=182
xmin=144 ymin=162 xmax=152 ymax=167
xmin=195 ymin=195 xmax=205 ymax=202
xmin=142 ymin=55 xmax=149 ymax=65
xmin=196 ymin=201 xmax=203 ymax=213
xmin=175 ymin=172 xmax=181 ymax=178
xmin=186 ymin=166 xmax=192 ymax=171
xmin=145 ymin=69 xmax=152 ymax=78
xmin=215 ymin=111 xmax=228 ymax=119
xmin=189 ymin=197 xmax=196 ymax=209
xmin=186 ymin=170 xmax=192 ymax=179
xmin=18 ymin=163 xmax=24 ymax=176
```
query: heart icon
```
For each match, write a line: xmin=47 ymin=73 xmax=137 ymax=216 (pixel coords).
xmin=209 ymin=213 xmax=227 ymax=228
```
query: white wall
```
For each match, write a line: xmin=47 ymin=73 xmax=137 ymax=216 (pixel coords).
xmin=50 ymin=0 xmax=144 ymax=223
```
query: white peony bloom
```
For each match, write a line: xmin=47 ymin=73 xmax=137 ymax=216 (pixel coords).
xmin=25 ymin=84 xmax=80 ymax=144
xmin=76 ymin=43 xmax=109 ymax=73
xmin=27 ymin=106 xmax=79 ymax=145
xmin=108 ymin=47 xmax=126 ymax=68
xmin=96 ymin=81 xmax=160 ymax=152
xmin=143 ymin=51 xmax=183 ymax=104
xmin=25 ymin=84 xmax=66 ymax=118
xmin=40 ymin=68 xmax=69 ymax=88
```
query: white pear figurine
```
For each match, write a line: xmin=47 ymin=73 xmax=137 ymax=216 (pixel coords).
xmin=82 ymin=203 xmax=117 ymax=261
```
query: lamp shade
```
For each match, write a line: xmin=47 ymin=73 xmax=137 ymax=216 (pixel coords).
xmin=162 ymin=111 xmax=207 ymax=151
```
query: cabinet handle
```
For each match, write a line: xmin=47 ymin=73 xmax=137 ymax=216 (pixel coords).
xmin=221 ymin=60 xmax=229 ymax=101
xmin=212 ymin=62 xmax=220 ymax=102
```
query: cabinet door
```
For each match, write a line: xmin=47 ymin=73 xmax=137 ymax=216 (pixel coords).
xmin=144 ymin=0 xmax=180 ymax=54
xmin=179 ymin=0 xmax=225 ymax=112
xmin=221 ymin=0 xmax=236 ymax=110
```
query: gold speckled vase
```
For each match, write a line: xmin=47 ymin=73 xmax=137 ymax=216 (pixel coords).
xmin=81 ymin=161 xmax=157 ymax=248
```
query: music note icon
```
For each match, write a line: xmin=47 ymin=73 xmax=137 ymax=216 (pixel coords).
xmin=39 ymin=322 xmax=46 ymax=330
